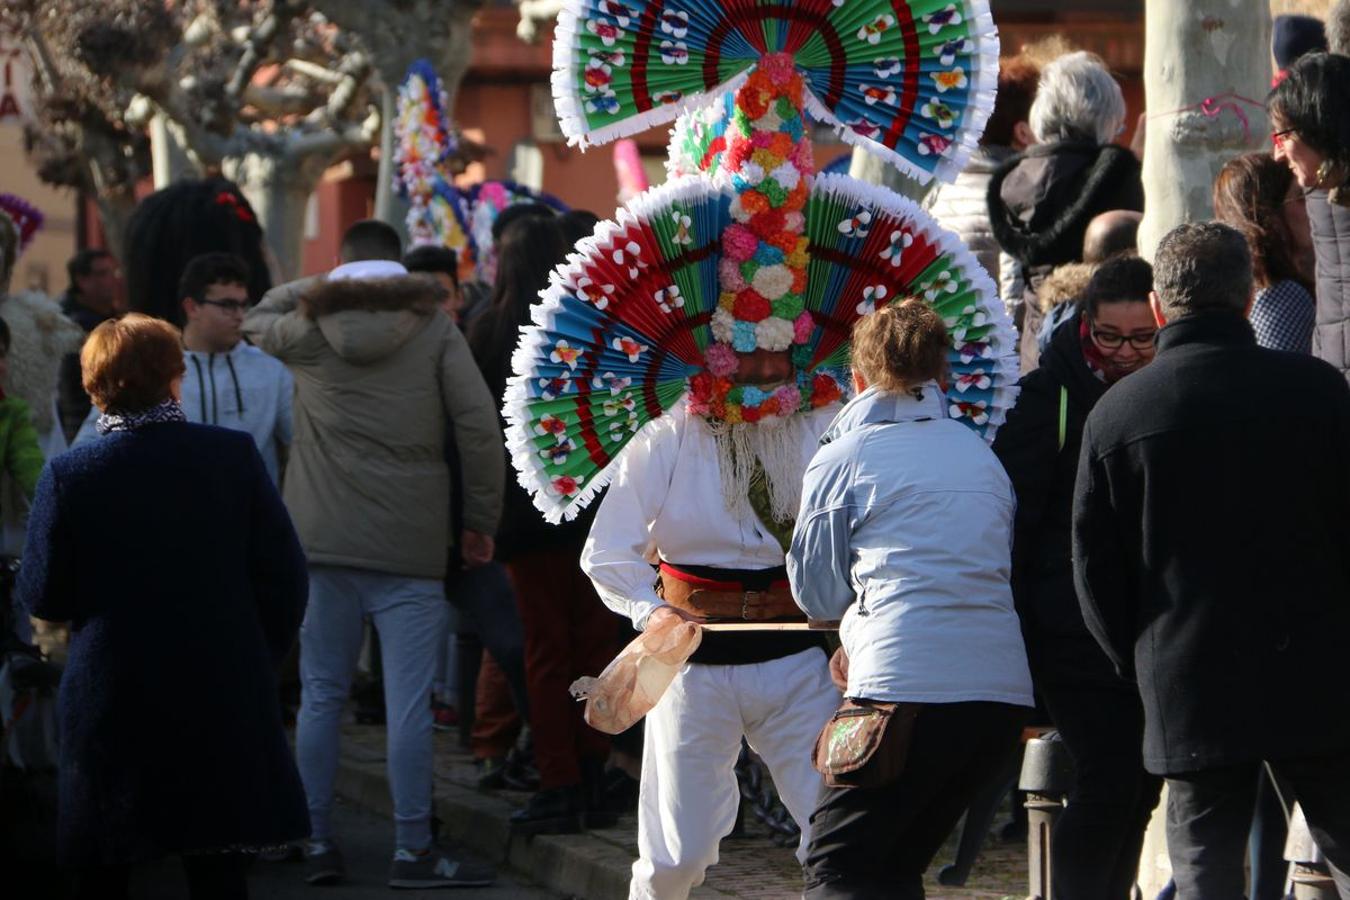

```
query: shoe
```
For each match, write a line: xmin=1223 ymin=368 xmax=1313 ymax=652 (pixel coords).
xmin=388 ymin=848 xmax=495 ymax=889
xmin=432 ymin=700 xmax=458 ymax=732
xmin=509 ymin=786 xmax=583 ymax=835
xmin=258 ymin=842 xmax=303 ymax=863
xmin=580 ymin=758 xmax=619 ymax=829
xmin=476 ymin=756 xmax=507 ymax=790
xmin=304 ymin=839 xmax=346 ymax=885
xmin=502 ymin=745 xmax=540 ymax=792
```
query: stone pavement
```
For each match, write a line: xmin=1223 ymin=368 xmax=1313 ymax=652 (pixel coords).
xmin=334 ymin=723 xmax=1027 ymax=900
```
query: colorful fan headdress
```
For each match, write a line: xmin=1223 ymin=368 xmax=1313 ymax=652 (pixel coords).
xmin=0 ymin=194 xmax=45 ymax=256
xmin=506 ymin=0 xmax=1017 ymax=523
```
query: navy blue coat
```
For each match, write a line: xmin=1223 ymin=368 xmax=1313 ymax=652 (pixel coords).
xmin=17 ymin=421 xmax=310 ymax=864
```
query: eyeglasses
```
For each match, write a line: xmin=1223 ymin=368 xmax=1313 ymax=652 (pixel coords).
xmin=1091 ymin=328 xmax=1157 ymax=351
xmin=1271 ymin=128 xmax=1296 ymax=151
xmin=196 ymin=298 xmax=250 ymax=314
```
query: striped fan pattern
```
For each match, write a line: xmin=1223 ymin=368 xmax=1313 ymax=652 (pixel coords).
xmin=505 ymin=173 xmax=1016 ymax=522
xmin=553 ymin=0 xmax=999 ymax=184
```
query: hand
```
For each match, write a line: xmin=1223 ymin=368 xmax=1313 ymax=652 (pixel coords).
xmin=828 ymin=646 xmax=849 ymax=692
xmin=644 ymin=604 xmax=705 ymax=630
xmin=460 ymin=530 xmax=494 ymax=568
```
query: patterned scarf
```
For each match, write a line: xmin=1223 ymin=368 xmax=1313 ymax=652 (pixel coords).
xmin=1078 ymin=316 xmax=1112 ymax=384
xmin=96 ymin=398 xmax=187 ymax=435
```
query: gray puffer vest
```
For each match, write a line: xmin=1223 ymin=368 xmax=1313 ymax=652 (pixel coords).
xmin=1308 ymin=189 xmax=1350 ymax=381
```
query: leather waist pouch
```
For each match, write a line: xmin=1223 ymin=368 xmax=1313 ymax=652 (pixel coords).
xmin=813 ymin=699 xmax=919 ymax=788
xmin=658 ymin=570 xmax=803 ymax=621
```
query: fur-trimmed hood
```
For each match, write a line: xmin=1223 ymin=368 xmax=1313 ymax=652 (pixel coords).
xmin=987 ymin=142 xmax=1143 ymax=269
xmin=300 ymin=274 xmax=445 ymax=365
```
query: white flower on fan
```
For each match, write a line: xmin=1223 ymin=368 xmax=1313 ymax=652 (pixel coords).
xmin=934 ymin=37 xmax=972 ymax=66
xmin=612 ymin=240 xmax=647 ymax=278
xmin=539 ymin=437 xmax=576 ymax=466
xmin=654 ymin=285 xmax=684 ymax=313
xmin=607 ymin=410 xmax=641 ymax=440
xmin=603 ymin=393 xmax=637 ymax=417
xmin=956 ymin=370 xmax=992 ymax=392
xmin=596 ymin=0 xmax=632 ymax=27
xmin=586 ymin=18 xmax=623 ymax=47
xmin=584 ymin=60 xmax=614 ymax=94
xmin=573 ymin=276 xmax=615 ymax=310
xmin=857 ymin=14 xmax=896 ymax=44
xmin=921 ymin=100 xmax=957 ymax=130
xmin=538 ymin=372 xmax=574 ymax=400
xmin=949 ymin=399 xmax=989 ymax=426
xmin=613 ymin=336 xmax=648 ymax=362
xmin=861 ymin=84 xmax=898 ymax=107
xmin=838 ymin=211 xmax=873 ymax=238
xmin=958 ymin=340 xmax=991 ymax=364
xmin=660 ymin=40 xmax=689 ymax=65
xmin=660 ymin=8 xmax=689 ymax=38
xmin=550 ymin=340 xmax=584 ymax=369
xmin=592 ymin=371 xmax=633 ymax=395
xmin=585 ymin=90 xmax=621 ymax=115
xmin=945 ymin=306 xmax=989 ymax=342
xmin=589 ymin=48 xmax=626 ymax=68
xmin=535 ymin=414 xmax=569 ymax=442
xmin=931 ymin=68 xmax=969 ymax=93
xmin=671 ymin=212 xmax=693 ymax=245
xmin=846 ymin=118 xmax=882 ymax=139
xmin=922 ymin=5 xmax=963 ymax=35
xmin=917 ymin=133 xmax=954 ymax=157
xmin=856 ymin=284 xmax=888 ymax=316
xmin=547 ymin=474 xmax=585 ymax=498
xmin=873 ymin=58 xmax=902 ymax=78
xmin=925 ymin=271 xmax=960 ymax=301
xmin=880 ymin=230 xmax=914 ymax=267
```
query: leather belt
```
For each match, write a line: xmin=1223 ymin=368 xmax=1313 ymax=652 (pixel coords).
xmin=657 ymin=563 xmax=805 ymax=622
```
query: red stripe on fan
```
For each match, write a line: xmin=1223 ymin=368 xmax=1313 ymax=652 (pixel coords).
xmin=631 ymin=0 xmax=663 ymax=113
xmin=575 ymin=332 xmax=612 ymax=469
xmin=702 ymin=3 xmax=843 ymax=101
xmin=882 ymin=0 xmax=921 ymax=149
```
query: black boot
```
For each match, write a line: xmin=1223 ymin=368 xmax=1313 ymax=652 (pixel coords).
xmin=509 ymin=786 xmax=582 ymax=835
xmin=580 ymin=759 xmax=619 ymax=829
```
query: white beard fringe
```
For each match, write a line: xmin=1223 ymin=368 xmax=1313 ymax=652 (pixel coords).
xmin=705 ymin=415 xmax=811 ymax=525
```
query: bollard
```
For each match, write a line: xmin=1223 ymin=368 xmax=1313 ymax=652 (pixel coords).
xmin=1286 ymin=802 xmax=1339 ymax=900
xmin=1019 ymin=732 xmax=1075 ymax=900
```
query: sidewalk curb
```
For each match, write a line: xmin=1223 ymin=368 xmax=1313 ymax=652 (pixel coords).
xmin=334 ymin=751 xmax=638 ymax=899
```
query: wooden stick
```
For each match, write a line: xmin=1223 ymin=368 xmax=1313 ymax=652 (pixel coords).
xmin=699 ymin=621 xmax=841 ymax=632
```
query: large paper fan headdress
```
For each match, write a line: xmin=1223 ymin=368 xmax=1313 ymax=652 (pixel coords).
xmin=507 ymin=0 xmax=1017 ymax=524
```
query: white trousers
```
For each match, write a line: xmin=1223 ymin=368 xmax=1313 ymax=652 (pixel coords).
xmin=631 ymin=647 xmax=840 ymax=900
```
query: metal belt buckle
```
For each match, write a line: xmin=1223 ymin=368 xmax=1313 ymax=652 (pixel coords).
xmin=742 ymin=590 xmax=763 ymax=620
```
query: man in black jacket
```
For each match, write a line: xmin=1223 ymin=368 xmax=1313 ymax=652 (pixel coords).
xmin=1073 ymin=222 xmax=1350 ymax=897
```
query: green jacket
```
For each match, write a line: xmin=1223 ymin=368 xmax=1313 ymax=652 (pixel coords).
xmin=243 ymin=273 xmax=504 ymax=580
xmin=0 ymin=394 xmax=44 ymax=500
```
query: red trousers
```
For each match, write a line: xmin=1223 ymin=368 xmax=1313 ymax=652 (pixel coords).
xmin=471 ymin=650 xmax=521 ymax=760
xmin=507 ymin=546 xmax=616 ymax=789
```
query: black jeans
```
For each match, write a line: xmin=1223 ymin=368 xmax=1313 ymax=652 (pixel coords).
xmin=74 ymin=853 xmax=249 ymax=900
xmin=802 ymin=701 xmax=1028 ymax=899
xmin=1167 ymin=751 xmax=1350 ymax=899
xmin=1036 ymin=637 xmax=1163 ymax=900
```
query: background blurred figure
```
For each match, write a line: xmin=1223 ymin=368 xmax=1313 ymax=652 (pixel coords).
xmin=1214 ymin=152 xmax=1317 ymax=354
xmin=468 ymin=214 xmax=616 ymax=834
xmin=928 ymin=55 xmax=1040 ymax=293
xmin=1272 ymin=14 xmax=1327 ymax=86
xmin=123 ymin=178 xmax=272 ymax=326
xmin=1082 ymin=210 xmax=1143 ymax=265
xmin=18 ymin=314 xmax=309 ymax=900
xmin=989 ymin=51 xmax=1144 ymax=373
xmin=994 ymin=257 xmax=1160 ymax=900
xmin=1270 ymin=52 xmax=1350 ymax=381
xmin=55 ymin=249 xmax=119 ymax=445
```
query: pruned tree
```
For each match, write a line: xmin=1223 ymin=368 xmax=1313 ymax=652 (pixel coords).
xmin=4 ymin=0 xmax=383 ymax=279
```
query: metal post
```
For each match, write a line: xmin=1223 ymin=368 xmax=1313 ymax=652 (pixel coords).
xmin=1019 ymin=733 xmax=1075 ymax=900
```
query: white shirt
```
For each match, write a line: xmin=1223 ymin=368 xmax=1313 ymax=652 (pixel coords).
xmin=581 ymin=404 xmax=838 ymax=631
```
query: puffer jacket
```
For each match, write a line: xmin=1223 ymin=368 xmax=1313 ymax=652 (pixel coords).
xmin=243 ymin=270 xmax=504 ymax=579
xmin=1307 ymin=189 xmax=1350 ymax=380
xmin=788 ymin=384 xmax=1033 ymax=707
xmin=988 ymin=142 xmax=1143 ymax=372
xmin=926 ymin=145 xmax=1015 ymax=287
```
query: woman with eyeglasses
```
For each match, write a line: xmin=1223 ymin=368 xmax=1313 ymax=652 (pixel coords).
xmin=992 ymin=255 xmax=1160 ymax=900
xmin=1214 ymin=152 xmax=1316 ymax=354
xmin=1268 ymin=52 xmax=1350 ymax=379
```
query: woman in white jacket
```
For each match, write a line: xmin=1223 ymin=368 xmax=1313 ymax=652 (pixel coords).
xmin=788 ymin=300 xmax=1034 ymax=899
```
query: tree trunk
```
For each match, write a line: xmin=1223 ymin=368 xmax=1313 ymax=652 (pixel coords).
xmin=373 ymin=87 xmax=411 ymax=240
xmin=223 ymin=152 xmax=322 ymax=282
xmin=1138 ymin=2 xmax=1273 ymax=259
xmin=149 ymin=113 xmax=198 ymax=188
xmin=846 ymin=147 xmax=932 ymax=204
